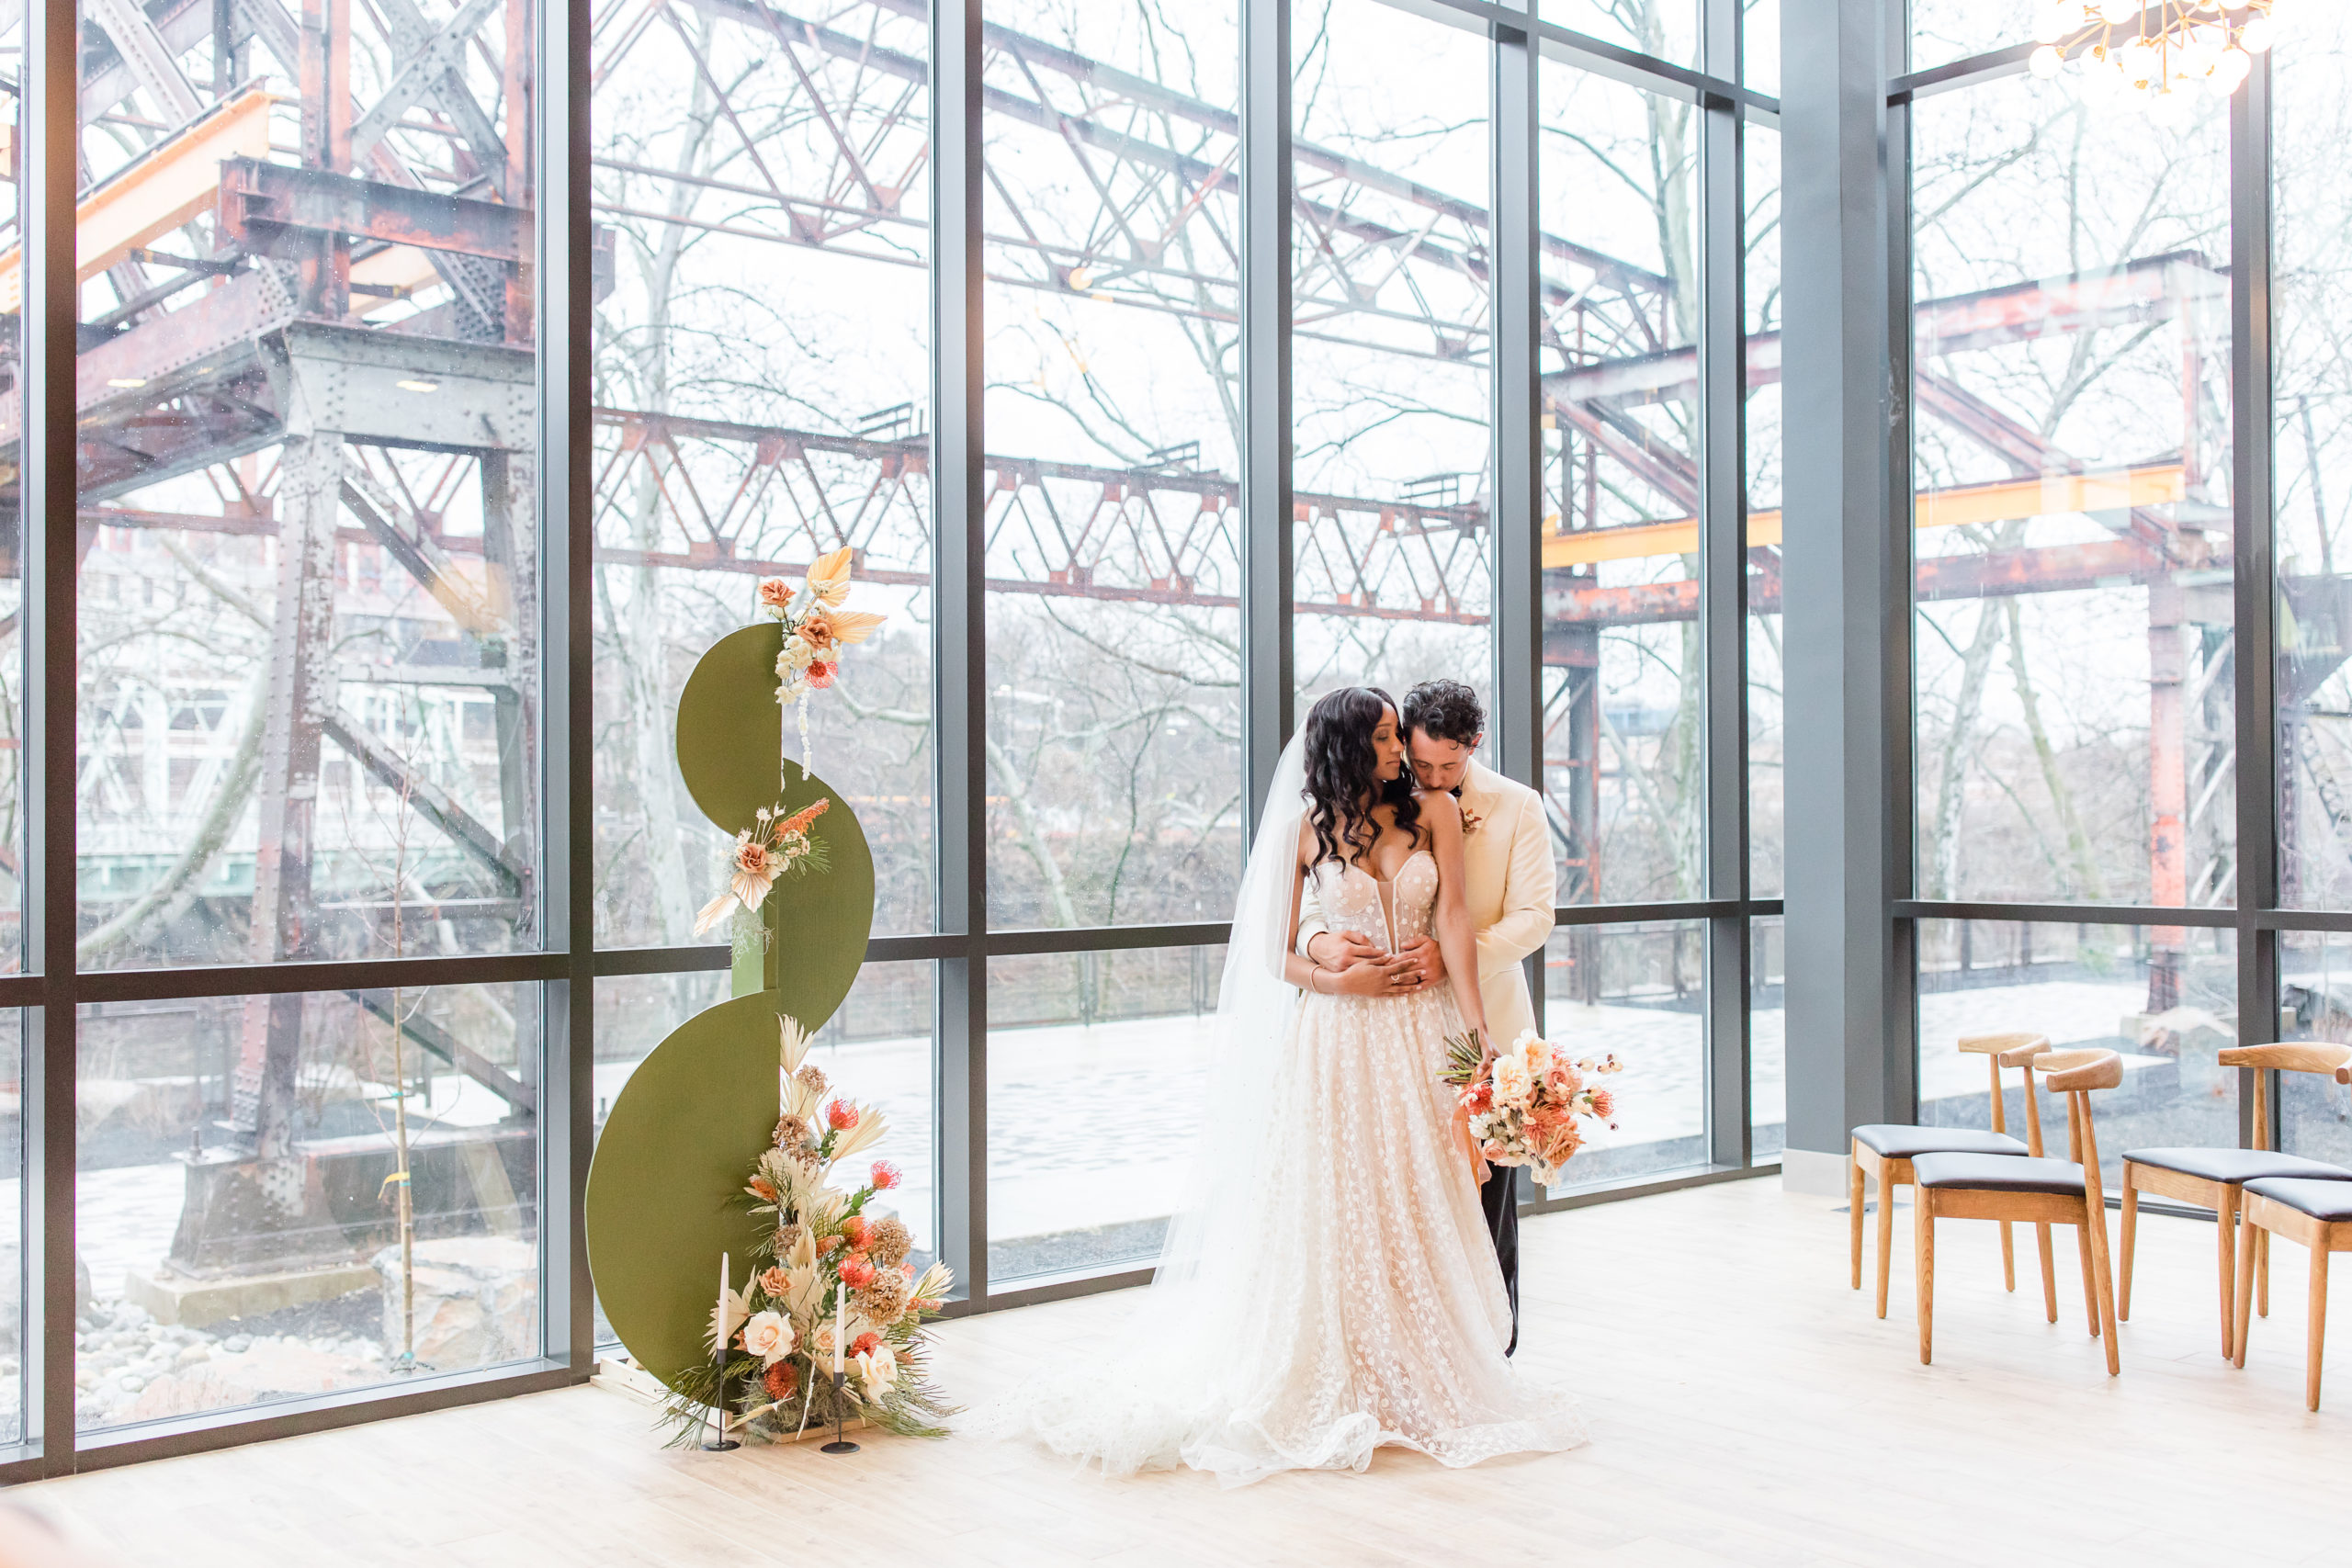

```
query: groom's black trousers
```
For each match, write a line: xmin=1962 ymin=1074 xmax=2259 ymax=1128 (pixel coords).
xmin=1482 ymin=1165 xmax=1520 ymax=1356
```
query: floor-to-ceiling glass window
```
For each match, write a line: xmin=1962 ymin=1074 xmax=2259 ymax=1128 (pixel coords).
xmin=975 ymin=0 xmax=1244 ymax=1284
xmin=70 ymin=0 xmax=547 ymax=1434
xmin=1904 ymin=40 xmax=2240 ymax=1149
xmin=585 ymin=0 xmax=940 ymax=1306
xmin=1291 ymin=0 xmax=1495 ymax=710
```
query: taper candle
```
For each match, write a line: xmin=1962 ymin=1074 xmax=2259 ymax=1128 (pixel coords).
xmin=834 ymin=1280 xmax=846 ymax=1374
xmin=718 ymin=1252 xmax=730 ymax=1348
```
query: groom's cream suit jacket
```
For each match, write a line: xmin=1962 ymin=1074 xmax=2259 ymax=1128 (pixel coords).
xmin=1297 ymin=761 xmax=1556 ymax=1046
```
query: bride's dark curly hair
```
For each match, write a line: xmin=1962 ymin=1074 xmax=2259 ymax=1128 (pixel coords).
xmin=1302 ymin=686 xmax=1419 ymax=868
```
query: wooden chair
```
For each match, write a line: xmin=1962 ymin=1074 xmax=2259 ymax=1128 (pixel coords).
xmin=2232 ymin=1176 xmax=2352 ymax=1411
xmin=1910 ymin=1048 xmax=2124 ymax=1375
xmin=1849 ymin=1032 xmax=2051 ymax=1320
xmin=2228 ymin=1060 xmax=2352 ymax=1410
xmin=2119 ymin=1043 xmax=2352 ymax=1357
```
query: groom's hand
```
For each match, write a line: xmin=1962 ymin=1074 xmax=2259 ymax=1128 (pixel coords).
xmin=1396 ymin=935 xmax=1445 ymax=989
xmin=1308 ymin=931 xmax=1384 ymax=971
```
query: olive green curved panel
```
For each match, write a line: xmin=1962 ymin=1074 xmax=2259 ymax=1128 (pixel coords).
xmin=740 ymin=772 xmax=873 ymax=1018
xmin=675 ymin=622 xmax=789 ymax=835
xmin=593 ymin=615 xmax=878 ymax=1395
xmin=584 ymin=994 xmax=787 ymax=1390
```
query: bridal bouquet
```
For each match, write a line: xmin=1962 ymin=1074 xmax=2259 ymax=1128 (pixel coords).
xmin=663 ymin=1014 xmax=955 ymax=1446
xmin=1441 ymin=1028 xmax=1623 ymax=1188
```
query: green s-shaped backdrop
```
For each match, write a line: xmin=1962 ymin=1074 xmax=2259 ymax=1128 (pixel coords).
xmin=584 ymin=622 xmax=876 ymax=1389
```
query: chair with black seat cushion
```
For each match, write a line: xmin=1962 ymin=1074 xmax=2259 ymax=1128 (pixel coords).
xmin=1850 ymin=1032 xmax=2051 ymax=1321
xmin=2232 ymin=1169 xmax=2352 ymax=1411
xmin=1911 ymin=1048 xmax=2123 ymax=1376
xmin=2119 ymin=1043 xmax=2352 ymax=1357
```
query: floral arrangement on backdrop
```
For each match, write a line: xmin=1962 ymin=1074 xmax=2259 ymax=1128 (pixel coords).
xmin=664 ymin=1014 xmax=955 ymax=1446
xmin=693 ymin=797 xmax=833 ymax=938
xmin=1442 ymin=1029 xmax=1623 ymax=1188
xmin=758 ymin=545 xmax=887 ymax=779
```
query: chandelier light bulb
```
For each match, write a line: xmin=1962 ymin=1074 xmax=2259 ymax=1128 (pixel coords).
xmin=2032 ymin=0 xmax=2278 ymax=109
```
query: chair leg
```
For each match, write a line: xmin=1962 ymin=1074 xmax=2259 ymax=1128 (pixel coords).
xmin=1999 ymin=1220 xmax=2016 ymax=1293
xmin=1916 ymin=1190 xmax=1935 ymax=1366
xmin=2215 ymin=1196 xmax=2237 ymax=1359
xmin=1849 ymin=1156 xmax=1865 ymax=1292
xmin=2086 ymin=1191 xmax=2120 ymax=1376
xmin=2309 ymin=1247 xmax=2330 ymax=1414
xmin=2233 ymin=1213 xmax=2259 ymax=1370
xmin=2119 ymin=1179 xmax=2139 ymax=1320
xmin=2260 ymin=1225 xmax=2271 ymax=1319
xmin=1876 ymin=1169 xmax=1897 ymax=1321
xmin=2075 ymin=1217 xmax=2101 ymax=1337
xmin=2036 ymin=1221 xmax=2058 ymax=1324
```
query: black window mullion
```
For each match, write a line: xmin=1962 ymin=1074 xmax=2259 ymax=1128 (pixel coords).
xmin=932 ymin=0 xmax=989 ymax=1309
xmin=541 ymin=0 xmax=597 ymax=1375
xmin=2233 ymin=52 xmax=2279 ymax=1147
xmin=24 ymin=0 xmax=80 ymax=1474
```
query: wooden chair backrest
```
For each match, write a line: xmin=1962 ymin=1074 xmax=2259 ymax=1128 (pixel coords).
xmin=2216 ymin=1043 xmax=2352 ymax=1151
xmin=2218 ymin=1043 xmax=2352 ymax=1075
xmin=1960 ymin=1031 xmax=2048 ymax=1057
xmin=2040 ymin=1048 xmax=2123 ymax=1093
xmin=1963 ymin=1034 xmax=2052 ymax=1143
xmin=2037 ymin=1048 xmax=2123 ymax=1204
xmin=1986 ymin=1038 xmax=2055 ymax=1153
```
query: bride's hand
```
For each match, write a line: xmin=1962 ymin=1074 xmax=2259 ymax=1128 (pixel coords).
xmin=1329 ymin=954 xmax=1417 ymax=997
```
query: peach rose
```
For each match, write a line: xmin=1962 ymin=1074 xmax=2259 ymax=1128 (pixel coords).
xmin=756 ymin=576 xmax=794 ymax=611
xmin=739 ymin=1309 xmax=795 ymax=1366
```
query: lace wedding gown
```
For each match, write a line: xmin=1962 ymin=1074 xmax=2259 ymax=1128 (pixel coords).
xmin=981 ymin=850 xmax=1587 ymax=1486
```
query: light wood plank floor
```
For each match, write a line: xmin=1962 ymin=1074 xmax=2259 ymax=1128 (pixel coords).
xmin=16 ymin=1180 xmax=2349 ymax=1567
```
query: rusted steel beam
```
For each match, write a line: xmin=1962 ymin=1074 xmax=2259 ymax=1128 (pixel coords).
xmin=322 ymin=707 xmax=528 ymax=897
xmin=218 ymin=156 xmax=534 ymax=265
xmin=233 ymin=433 xmax=343 ymax=1153
xmin=346 ymin=987 xmax=534 ymax=1112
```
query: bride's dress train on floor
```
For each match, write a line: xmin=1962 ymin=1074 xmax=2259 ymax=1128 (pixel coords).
xmin=977 ymin=746 xmax=1586 ymax=1486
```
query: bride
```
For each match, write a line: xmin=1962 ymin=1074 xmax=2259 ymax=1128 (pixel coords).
xmin=983 ymin=686 xmax=1585 ymax=1486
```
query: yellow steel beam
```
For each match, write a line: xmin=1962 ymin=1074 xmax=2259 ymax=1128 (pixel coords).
xmin=1541 ymin=462 xmax=2188 ymax=569
xmin=0 ymin=88 xmax=274 ymax=315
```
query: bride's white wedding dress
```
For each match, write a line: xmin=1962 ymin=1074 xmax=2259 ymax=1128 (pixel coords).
xmin=980 ymin=830 xmax=1587 ymax=1486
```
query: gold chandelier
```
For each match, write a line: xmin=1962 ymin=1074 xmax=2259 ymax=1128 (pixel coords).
xmin=2030 ymin=2 xmax=2277 ymax=118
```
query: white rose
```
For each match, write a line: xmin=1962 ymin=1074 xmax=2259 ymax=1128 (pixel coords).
xmin=854 ymin=1343 xmax=899 ymax=1401
xmin=1492 ymin=1055 xmax=1535 ymax=1111
xmin=740 ymin=1310 xmax=795 ymax=1366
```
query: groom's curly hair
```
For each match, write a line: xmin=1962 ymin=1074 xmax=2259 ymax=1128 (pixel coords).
xmin=1302 ymin=686 xmax=1420 ymax=868
xmin=1402 ymin=679 xmax=1485 ymax=747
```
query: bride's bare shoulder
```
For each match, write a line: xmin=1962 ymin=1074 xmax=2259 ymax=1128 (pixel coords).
xmin=1415 ymin=789 xmax=1463 ymax=833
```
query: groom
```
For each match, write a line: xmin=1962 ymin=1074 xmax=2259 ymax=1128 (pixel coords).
xmin=1298 ymin=679 xmax=1557 ymax=1353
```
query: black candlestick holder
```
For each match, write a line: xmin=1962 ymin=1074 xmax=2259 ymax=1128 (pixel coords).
xmin=700 ymin=1351 xmax=740 ymax=1451
xmin=820 ymin=1370 xmax=860 ymax=1454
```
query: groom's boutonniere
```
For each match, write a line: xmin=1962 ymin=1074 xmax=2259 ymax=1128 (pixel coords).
xmin=1455 ymin=795 xmax=1485 ymax=836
